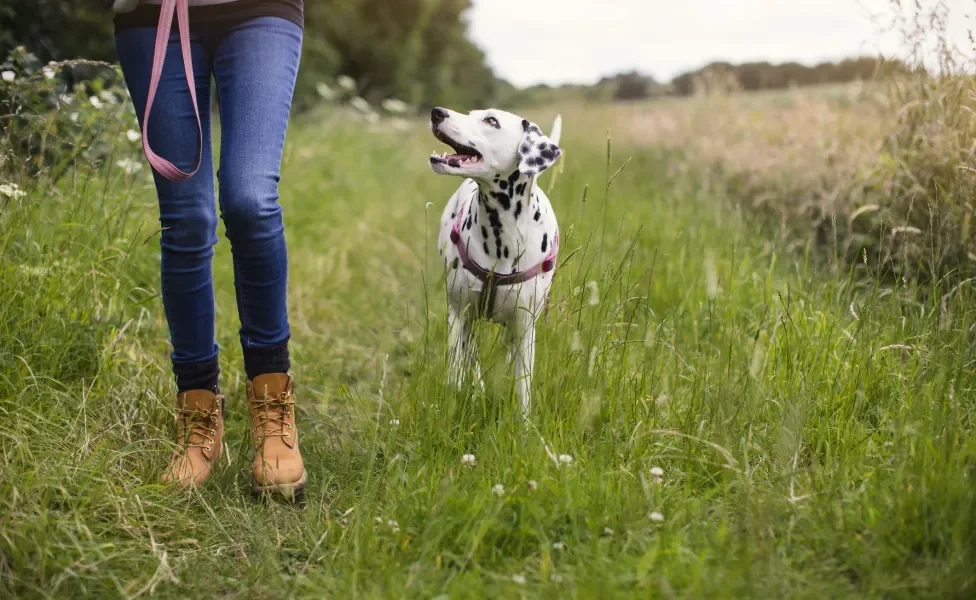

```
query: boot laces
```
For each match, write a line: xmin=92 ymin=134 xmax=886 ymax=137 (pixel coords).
xmin=251 ymin=391 xmax=294 ymax=440
xmin=177 ymin=407 xmax=218 ymax=451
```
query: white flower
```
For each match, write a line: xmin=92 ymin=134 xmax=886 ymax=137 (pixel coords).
xmin=337 ymin=75 xmax=356 ymax=91
xmin=552 ymin=541 xmax=566 ymax=550
xmin=1 ymin=70 xmax=15 ymax=82
xmin=98 ymin=90 xmax=118 ymax=104
xmin=527 ymin=480 xmax=538 ymax=491
xmin=381 ymin=98 xmax=409 ymax=114
xmin=649 ymin=466 xmax=664 ymax=477
xmin=316 ymin=82 xmax=337 ymax=100
xmin=558 ymin=454 xmax=574 ymax=465
xmin=126 ymin=129 xmax=141 ymax=142
xmin=89 ymin=96 xmax=103 ymax=109
xmin=375 ymin=516 xmax=383 ymax=524
xmin=550 ymin=574 xmax=564 ymax=583
xmin=0 ymin=183 xmax=26 ymax=199
xmin=115 ymin=158 xmax=143 ymax=175
xmin=511 ymin=574 xmax=526 ymax=585
xmin=389 ymin=418 xmax=400 ymax=426
xmin=69 ymin=112 xmax=79 ymax=122
xmin=41 ymin=66 xmax=56 ymax=80
xmin=603 ymin=527 xmax=615 ymax=536
xmin=586 ymin=280 xmax=600 ymax=306
xmin=492 ymin=483 xmax=505 ymax=496
xmin=60 ymin=94 xmax=73 ymax=105
xmin=387 ymin=519 xmax=400 ymax=534
xmin=649 ymin=511 xmax=664 ymax=522
xmin=461 ymin=453 xmax=476 ymax=467
xmin=349 ymin=96 xmax=371 ymax=113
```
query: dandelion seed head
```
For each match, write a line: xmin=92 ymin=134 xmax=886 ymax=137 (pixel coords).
xmin=558 ymin=454 xmax=574 ymax=465
xmin=649 ymin=466 xmax=664 ymax=477
xmin=649 ymin=511 xmax=664 ymax=522
xmin=461 ymin=453 xmax=476 ymax=467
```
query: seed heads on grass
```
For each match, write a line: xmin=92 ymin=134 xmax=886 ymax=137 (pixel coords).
xmin=461 ymin=453 xmax=476 ymax=467
xmin=492 ymin=484 xmax=505 ymax=496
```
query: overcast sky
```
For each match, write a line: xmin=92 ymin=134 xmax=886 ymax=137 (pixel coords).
xmin=467 ymin=0 xmax=974 ymax=87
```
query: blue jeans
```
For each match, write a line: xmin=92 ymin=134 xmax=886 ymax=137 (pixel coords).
xmin=116 ymin=16 xmax=301 ymax=390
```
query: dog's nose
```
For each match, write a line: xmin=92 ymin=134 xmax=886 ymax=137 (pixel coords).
xmin=430 ymin=107 xmax=449 ymax=126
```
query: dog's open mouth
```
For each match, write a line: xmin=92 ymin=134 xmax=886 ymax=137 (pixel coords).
xmin=430 ymin=129 xmax=483 ymax=169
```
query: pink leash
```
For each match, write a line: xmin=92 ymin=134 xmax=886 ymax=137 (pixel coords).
xmin=141 ymin=0 xmax=202 ymax=181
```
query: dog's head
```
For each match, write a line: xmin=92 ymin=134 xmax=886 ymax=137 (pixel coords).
xmin=428 ymin=107 xmax=561 ymax=180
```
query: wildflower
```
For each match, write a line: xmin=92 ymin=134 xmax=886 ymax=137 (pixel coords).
xmin=649 ymin=511 xmax=664 ymax=522
xmin=126 ymin=129 xmax=141 ymax=142
xmin=375 ymin=516 xmax=383 ymax=524
xmin=98 ymin=89 xmax=118 ymax=105
xmin=511 ymin=574 xmax=526 ymax=585
xmin=552 ymin=541 xmax=566 ymax=550
xmin=558 ymin=454 xmax=574 ymax=465
xmin=388 ymin=519 xmax=400 ymax=534
xmin=550 ymin=574 xmax=564 ymax=583
xmin=492 ymin=483 xmax=505 ymax=496
xmin=649 ymin=466 xmax=664 ymax=477
xmin=41 ymin=66 xmax=56 ymax=80
xmin=381 ymin=98 xmax=408 ymax=114
xmin=315 ymin=82 xmax=337 ymax=100
xmin=69 ymin=112 xmax=79 ymax=122
xmin=461 ymin=453 xmax=476 ymax=467
xmin=337 ymin=75 xmax=356 ymax=91
xmin=89 ymin=95 xmax=103 ymax=109
xmin=603 ymin=527 xmax=615 ymax=536
xmin=60 ymin=94 xmax=73 ymax=105
xmin=585 ymin=280 xmax=600 ymax=306
xmin=527 ymin=480 xmax=538 ymax=491
xmin=349 ymin=96 xmax=371 ymax=113
xmin=0 ymin=183 xmax=26 ymax=199
xmin=116 ymin=158 xmax=143 ymax=175
xmin=389 ymin=418 xmax=400 ymax=426
xmin=1 ymin=70 xmax=15 ymax=82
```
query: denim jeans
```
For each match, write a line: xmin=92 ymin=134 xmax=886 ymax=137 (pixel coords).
xmin=115 ymin=16 xmax=301 ymax=390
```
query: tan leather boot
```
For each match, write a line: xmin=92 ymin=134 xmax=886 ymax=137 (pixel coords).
xmin=248 ymin=373 xmax=307 ymax=499
xmin=161 ymin=390 xmax=223 ymax=489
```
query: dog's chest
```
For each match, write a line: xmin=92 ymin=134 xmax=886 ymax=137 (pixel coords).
xmin=438 ymin=179 xmax=558 ymax=320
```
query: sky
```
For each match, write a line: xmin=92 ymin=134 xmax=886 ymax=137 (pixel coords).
xmin=467 ymin=0 xmax=974 ymax=87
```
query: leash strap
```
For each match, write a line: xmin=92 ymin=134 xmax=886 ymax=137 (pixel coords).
xmin=450 ymin=199 xmax=558 ymax=316
xmin=141 ymin=0 xmax=203 ymax=181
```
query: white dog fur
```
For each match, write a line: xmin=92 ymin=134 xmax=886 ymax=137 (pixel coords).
xmin=429 ymin=106 xmax=563 ymax=416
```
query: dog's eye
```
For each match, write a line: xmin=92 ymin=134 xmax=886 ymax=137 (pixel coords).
xmin=483 ymin=116 xmax=500 ymax=129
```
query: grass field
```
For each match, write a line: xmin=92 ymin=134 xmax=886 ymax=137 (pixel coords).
xmin=1 ymin=99 xmax=975 ymax=598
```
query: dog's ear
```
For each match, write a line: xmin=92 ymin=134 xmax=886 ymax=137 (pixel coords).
xmin=518 ymin=119 xmax=561 ymax=177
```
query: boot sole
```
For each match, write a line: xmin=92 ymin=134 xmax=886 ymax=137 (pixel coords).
xmin=251 ymin=470 xmax=308 ymax=502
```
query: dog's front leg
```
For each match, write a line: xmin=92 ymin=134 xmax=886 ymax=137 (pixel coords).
xmin=510 ymin=313 xmax=537 ymax=418
xmin=447 ymin=306 xmax=482 ymax=390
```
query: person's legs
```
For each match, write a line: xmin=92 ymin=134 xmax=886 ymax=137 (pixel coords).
xmin=211 ymin=16 xmax=306 ymax=498
xmin=116 ymin=27 xmax=221 ymax=393
xmin=212 ymin=16 xmax=301 ymax=378
xmin=116 ymin=27 xmax=224 ymax=489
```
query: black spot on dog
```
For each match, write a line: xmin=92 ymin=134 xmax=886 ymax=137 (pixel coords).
xmin=504 ymin=246 xmax=510 ymax=259
xmin=541 ymin=233 xmax=548 ymax=252
xmin=513 ymin=201 xmax=522 ymax=219
xmin=522 ymin=119 xmax=530 ymax=132
xmin=493 ymin=174 xmax=500 ymax=182
xmin=540 ymin=145 xmax=557 ymax=160
xmin=482 ymin=241 xmax=489 ymax=254
xmin=533 ymin=209 xmax=541 ymax=221
xmin=520 ymin=143 xmax=530 ymax=154
xmin=532 ymin=156 xmax=545 ymax=167
xmin=490 ymin=191 xmax=510 ymax=211
xmin=515 ymin=182 xmax=527 ymax=197
xmin=473 ymin=211 xmax=478 ymax=224
xmin=451 ymin=212 xmax=456 ymax=218
xmin=499 ymin=180 xmax=508 ymax=190
xmin=481 ymin=226 xmax=488 ymax=239
xmin=487 ymin=207 xmax=501 ymax=230
xmin=452 ymin=257 xmax=459 ymax=269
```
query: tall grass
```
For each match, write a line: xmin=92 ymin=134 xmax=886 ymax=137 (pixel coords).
xmin=604 ymin=0 xmax=976 ymax=283
xmin=0 ymin=72 xmax=974 ymax=597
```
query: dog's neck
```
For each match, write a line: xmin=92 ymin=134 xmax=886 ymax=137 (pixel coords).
xmin=458 ymin=169 xmax=545 ymax=270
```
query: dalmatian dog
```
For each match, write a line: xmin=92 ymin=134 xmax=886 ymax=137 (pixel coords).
xmin=429 ymin=106 xmax=562 ymax=417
